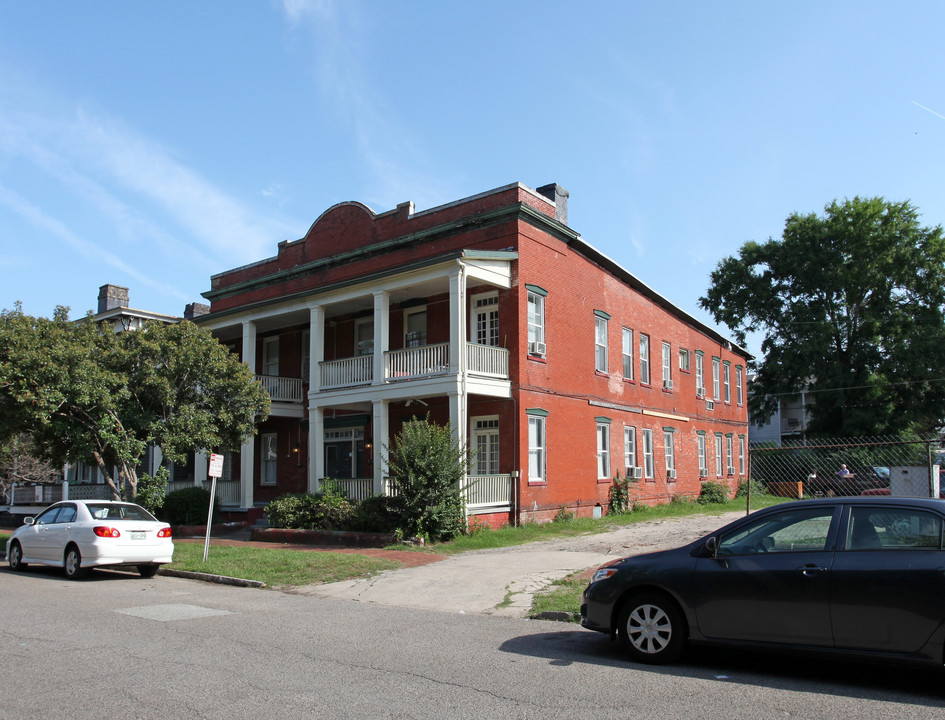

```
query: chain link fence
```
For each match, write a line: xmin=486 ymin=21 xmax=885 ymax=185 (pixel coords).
xmin=746 ymin=436 xmax=943 ymax=512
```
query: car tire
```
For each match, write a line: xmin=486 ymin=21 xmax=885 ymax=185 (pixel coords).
xmin=8 ymin=541 xmax=27 ymax=571
xmin=617 ymin=593 xmax=686 ymax=664
xmin=64 ymin=545 xmax=88 ymax=580
xmin=137 ymin=564 xmax=159 ymax=578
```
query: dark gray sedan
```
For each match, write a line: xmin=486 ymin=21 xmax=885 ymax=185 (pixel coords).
xmin=581 ymin=497 xmax=945 ymax=666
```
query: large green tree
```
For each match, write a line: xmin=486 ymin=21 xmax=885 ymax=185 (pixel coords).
xmin=0 ymin=304 xmax=270 ymax=498
xmin=700 ymin=197 xmax=945 ymax=437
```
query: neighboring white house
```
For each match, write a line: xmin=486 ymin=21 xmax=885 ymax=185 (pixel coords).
xmin=747 ymin=373 xmax=813 ymax=446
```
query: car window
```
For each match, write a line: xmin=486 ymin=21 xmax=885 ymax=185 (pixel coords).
xmin=34 ymin=506 xmax=63 ymax=525
xmin=85 ymin=503 xmax=157 ymax=522
xmin=846 ymin=507 xmax=942 ymax=550
xmin=56 ymin=504 xmax=77 ymax=523
xmin=718 ymin=507 xmax=835 ymax=555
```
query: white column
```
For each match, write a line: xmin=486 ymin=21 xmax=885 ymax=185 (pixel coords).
xmin=448 ymin=391 xmax=468 ymax=461
xmin=309 ymin=304 xmax=323 ymax=392
xmin=372 ymin=399 xmax=389 ymax=495
xmin=372 ymin=291 xmax=390 ymax=386
xmin=448 ymin=268 xmax=466 ymax=375
xmin=240 ymin=320 xmax=257 ymax=509
xmin=309 ymin=405 xmax=325 ymax=493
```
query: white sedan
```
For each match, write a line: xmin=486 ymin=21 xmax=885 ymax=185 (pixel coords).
xmin=6 ymin=500 xmax=174 ymax=579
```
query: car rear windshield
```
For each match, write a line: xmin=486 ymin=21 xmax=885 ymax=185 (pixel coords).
xmin=86 ymin=503 xmax=157 ymax=522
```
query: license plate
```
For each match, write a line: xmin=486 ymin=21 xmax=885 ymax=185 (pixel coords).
xmin=131 ymin=531 xmax=146 ymax=540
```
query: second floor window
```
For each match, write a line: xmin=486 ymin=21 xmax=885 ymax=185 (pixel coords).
xmin=595 ymin=315 xmax=608 ymax=373
xmin=262 ymin=337 xmax=279 ymax=376
xmin=527 ymin=290 xmax=545 ymax=353
xmin=639 ymin=334 xmax=650 ymax=385
xmin=712 ymin=357 xmax=721 ymax=400
xmin=723 ymin=361 xmax=731 ymax=403
xmin=695 ymin=351 xmax=705 ymax=395
xmin=736 ymin=365 xmax=744 ymax=405
xmin=661 ymin=342 xmax=672 ymax=387
xmin=355 ymin=318 xmax=374 ymax=356
xmin=622 ymin=328 xmax=633 ymax=379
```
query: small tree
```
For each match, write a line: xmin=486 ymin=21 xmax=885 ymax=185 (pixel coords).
xmin=385 ymin=415 xmax=469 ymax=542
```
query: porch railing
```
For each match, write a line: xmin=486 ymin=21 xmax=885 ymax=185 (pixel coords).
xmin=385 ymin=343 xmax=450 ymax=381
xmin=255 ymin=375 xmax=304 ymax=403
xmin=466 ymin=343 xmax=508 ymax=378
xmin=465 ymin=474 xmax=514 ymax=510
xmin=165 ymin=479 xmax=241 ymax=507
xmin=320 ymin=355 xmax=373 ymax=390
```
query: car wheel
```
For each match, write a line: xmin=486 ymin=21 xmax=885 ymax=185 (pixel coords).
xmin=8 ymin=541 xmax=27 ymax=571
xmin=137 ymin=564 xmax=159 ymax=578
xmin=617 ymin=593 xmax=686 ymax=664
xmin=64 ymin=545 xmax=88 ymax=580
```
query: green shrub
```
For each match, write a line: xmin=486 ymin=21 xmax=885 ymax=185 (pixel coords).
xmin=608 ymin=471 xmax=638 ymax=514
xmin=736 ymin=479 xmax=765 ymax=498
xmin=264 ymin=487 xmax=357 ymax=531
xmin=385 ymin=415 xmax=468 ymax=542
xmin=553 ymin=506 xmax=575 ymax=523
xmin=162 ymin=486 xmax=219 ymax=526
xmin=698 ymin=481 xmax=729 ymax=505
xmin=351 ymin=495 xmax=399 ymax=533
xmin=136 ymin=466 xmax=169 ymax=516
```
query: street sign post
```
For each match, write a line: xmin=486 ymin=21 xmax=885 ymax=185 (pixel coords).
xmin=204 ymin=454 xmax=224 ymax=562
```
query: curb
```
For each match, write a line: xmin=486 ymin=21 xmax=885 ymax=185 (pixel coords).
xmin=531 ymin=611 xmax=581 ymax=623
xmin=160 ymin=568 xmax=266 ymax=588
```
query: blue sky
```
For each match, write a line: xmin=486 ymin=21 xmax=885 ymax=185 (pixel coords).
xmin=2 ymin=1 xmax=943 ymax=357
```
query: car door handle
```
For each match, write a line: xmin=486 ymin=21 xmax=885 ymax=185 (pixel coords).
xmin=797 ymin=565 xmax=828 ymax=576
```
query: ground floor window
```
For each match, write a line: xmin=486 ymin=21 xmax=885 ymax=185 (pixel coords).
xmin=528 ymin=415 xmax=546 ymax=483
xmin=642 ymin=429 xmax=654 ymax=479
xmin=472 ymin=417 xmax=500 ymax=475
xmin=261 ymin=433 xmax=278 ymax=485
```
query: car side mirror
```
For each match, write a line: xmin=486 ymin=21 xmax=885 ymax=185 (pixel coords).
xmin=23 ymin=517 xmax=34 ymax=526
xmin=704 ymin=536 xmax=719 ymax=558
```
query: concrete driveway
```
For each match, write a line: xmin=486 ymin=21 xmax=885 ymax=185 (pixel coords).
xmin=289 ymin=510 xmax=745 ymax=617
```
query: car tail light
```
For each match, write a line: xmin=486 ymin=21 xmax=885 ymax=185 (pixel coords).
xmin=93 ymin=526 xmax=121 ymax=538
xmin=157 ymin=527 xmax=172 ymax=538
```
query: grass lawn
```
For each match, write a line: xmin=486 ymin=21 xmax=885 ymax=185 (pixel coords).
xmin=168 ymin=542 xmax=399 ymax=588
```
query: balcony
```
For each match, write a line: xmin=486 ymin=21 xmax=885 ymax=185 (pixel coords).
xmin=319 ymin=342 xmax=509 ymax=391
xmin=255 ymin=375 xmax=304 ymax=403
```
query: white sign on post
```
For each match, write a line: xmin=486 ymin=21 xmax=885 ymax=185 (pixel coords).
xmin=204 ymin=454 xmax=224 ymax=561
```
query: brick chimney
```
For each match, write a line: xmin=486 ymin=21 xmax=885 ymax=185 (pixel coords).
xmin=184 ymin=302 xmax=210 ymax=320
xmin=536 ymin=183 xmax=569 ymax=225
xmin=97 ymin=284 xmax=129 ymax=313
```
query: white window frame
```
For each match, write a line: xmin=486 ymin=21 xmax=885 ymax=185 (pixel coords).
xmin=595 ymin=316 xmax=609 ymax=373
xmin=726 ymin=435 xmax=735 ymax=475
xmin=472 ymin=416 xmax=500 ymax=475
xmin=738 ymin=435 xmax=746 ymax=475
xmin=527 ymin=291 xmax=545 ymax=348
xmin=695 ymin=351 xmax=705 ymax=395
xmin=597 ymin=422 xmax=611 ymax=479
xmin=642 ymin=428 xmax=655 ymax=479
xmin=697 ymin=434 xmax=707 ymax=475
xmin=723 ymin=361 xmax=731 ymax=403
xmin=736 ymin=365 xmax=744 ymax=405
xmin=661 ymin=342 xmax=672 ymax=385
xmin=679 ymin=348 xmax=690 ymax=372
xmin=471 ymin=292 xmax=499 ymax=347
xmin=715 ymin=434 xmax=724 ymax=477
xmin=355 ymin=317 xmax=374 ymax=357
xmin=262 ymin=336 xmax=279 ymax=377
xmin=712 ymin=357 xmax=721 ymax=400
xmin=528 ymin=415 xmax=546 ymax=483
xmin=622 ymin=327 xmax=633 ymax=379
xmin=261 ymin=432 xmax=278 ymax=486
xmin=639 ymin=334 xmax=650 ymax=385
xmin=403 ymin=306 xmax=427 ymax=348
xmin=664 ymin=430 xmax=675 ymax=476
xmin=624 ymin=426 xmax=637 ymax=471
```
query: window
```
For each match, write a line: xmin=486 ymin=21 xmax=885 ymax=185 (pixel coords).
xmin=473 ymin=294 xmax=499 ymax=347
xmin=639 ymin=334 xmax=650 ymax=385
xmin=262 ymin=336 xmax=279 ymax=376
xmin=846 ymin=507 xmax=943 ymax=550
xmin=355 ymin=318 xmax=374 ymax=356
xmin=528 ymin=412 xmax=546 ymax=483
xmin=622 ymin=328 xmax=634 ymax=379
xmin=473 ymin=417 xmax=500 ymax=475
xmin=738 ymin=435 xmax=746 ymax=475
xmin=661 ymin=342 xmax=672 ymax=388
xmin=597 ymin=421 xmax=611 ymax=479
xmin=695 ymin=351 xmax=705 ymax=396
xmin=642 ymin=429 xmax=654 ymax=479
xmin=736 ymin=365 xmax=744 ymax=405
xmin=719 ymin=507 xmax=835 ymax=555
xmin=712 ymin=357 xmax=721 ymax=400
xmin=664 ymin=429 xmax=675 ymax=478
xmin=679 ymin=348 xmax=690 ymax=372
xmin=726 ymin=434 xmax=734 ymax=474
xmin=723 ymin=361 xmax=731 ymax=403
xmin=624 ymin=426 xmax=637 ymax=472
xmin=261 ymin=433 xmax=278 ymax=485
xmin=595 ymin=314 xmax=609 ymax=373
xmin=404 ymin=307 xmax=427 ymax=348
xmin=527 ymin=287 xmax=546 ymax=354
xmin=715 ymin=433 xmax=724 ymax=477
xmin=697 ymin=433 xmax=707 ymax=476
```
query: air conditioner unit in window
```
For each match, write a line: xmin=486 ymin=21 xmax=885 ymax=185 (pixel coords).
xmin=696 ymin=387 xmax=705 ymax=398
xmin=663 ymin=379 xmax=673 ymax=390
xmin=667 ymin=469 xmax=677 ymax=480
xmin=705 ymin=400 xmax=715 ymax=411
xmin=632 ymin=467 xmax=643 ymax=479
xmin=528 ymin=341 xmax=546 ymax=356
xmin=699 ymin=468 xmax=708 ymax=478
xmin=727 ymin=466 xmax=736 ymax=475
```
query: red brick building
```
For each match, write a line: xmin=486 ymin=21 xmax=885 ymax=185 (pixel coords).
xmin=196 ymin=182 xmax=749 ymax=525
